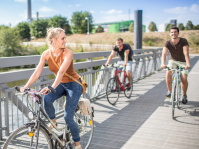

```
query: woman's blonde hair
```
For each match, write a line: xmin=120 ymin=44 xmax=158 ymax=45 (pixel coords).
xmin=46 ymin=27 xmax=65 ymax=47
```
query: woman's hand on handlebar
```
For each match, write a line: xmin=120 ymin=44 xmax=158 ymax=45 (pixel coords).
xmin=39 ymin=87 xmax=50 ymax=95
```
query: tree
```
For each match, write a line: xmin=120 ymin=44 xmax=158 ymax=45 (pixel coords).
xmin=128 ymin=23 xmax=134 ymax=32
xmin=48 ymin=15 xmax=71 ymax=34
xmin=71 ymin=11 xmax=93 ymax=34
xmin=148 ymin=22 xmax=158 ymax=32
xmin=178 ymin=23 xmax=185 ymax=30
xmin=0 ymin=28 xmax=22 ymax=57
xmin=185 ymin=21 xmax=194 ymax=30
xmin=165 ymin=23 xmax=174 ymax=31
xmin=95 ymin=25 xmax=104 ymax=33
xmin=30 ymin=19 xmax=49 ymax=38
xmin=15 ymin=22 xmax=30 ymax=40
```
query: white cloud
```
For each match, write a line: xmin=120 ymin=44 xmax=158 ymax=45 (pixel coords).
xmin=43 ymin=0 xmax=48 ymax=2
xmin=39 ymin=6 xmax=55 ymax=12
xmin=76 ymin=4 xmax=80 ymax=7
xmin=100 ymin=9 xmax=123 ymax=14
xmin=90 ymin=10 xmax=95 ymax=14
xmin=164 ymin=4 xmax=199 ymax=14
xmin=14 ymin=0 xmax=26 ymax=2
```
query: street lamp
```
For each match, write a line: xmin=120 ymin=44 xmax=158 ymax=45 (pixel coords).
xmin=85 ymin=17 xmax=89 ymax=45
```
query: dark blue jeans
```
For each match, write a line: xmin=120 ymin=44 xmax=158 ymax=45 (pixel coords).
xmin=43 ymin=79 xmax=82 ymax=142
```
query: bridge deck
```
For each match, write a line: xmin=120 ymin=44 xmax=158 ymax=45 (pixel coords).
xmin=1 ymin=55 xmax=198 ymax=149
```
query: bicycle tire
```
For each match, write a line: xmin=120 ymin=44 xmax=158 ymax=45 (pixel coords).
xmin=106 ymin=77 xmax=120 ymax=105
xmin=124 ymin=76 xmax=133 ymax=98
xmin=177 ymin=82 xmax=182 ymax=109
xmin=74 ymin=111 xmax=94 ymax=149
xmin=172 ymin=84 xmax=176 ymax=119
xmin=3 ymin=123 xmax=53 ymax=149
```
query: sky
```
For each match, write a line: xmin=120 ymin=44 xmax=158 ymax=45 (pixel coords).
xmin=0 ymin=0 xmax=199 ymax=32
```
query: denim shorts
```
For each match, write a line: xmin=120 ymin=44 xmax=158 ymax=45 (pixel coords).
xmin=117 ymin=61 xmax=132 ymax=74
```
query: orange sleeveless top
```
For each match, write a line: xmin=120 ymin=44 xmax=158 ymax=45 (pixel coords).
xmin=47 ymin=49 xmax=79 ymax=83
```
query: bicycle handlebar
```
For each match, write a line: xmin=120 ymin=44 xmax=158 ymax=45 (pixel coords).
xmin=165 ymin=66 xmax=185 ymax=71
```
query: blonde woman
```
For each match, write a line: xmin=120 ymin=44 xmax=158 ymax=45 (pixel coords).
xmin=20 ymin=28 xmax=82 ymax=149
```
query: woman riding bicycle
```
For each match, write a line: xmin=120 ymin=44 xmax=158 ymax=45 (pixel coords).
xmin=20 ymin=27 xmax=82 ymax=149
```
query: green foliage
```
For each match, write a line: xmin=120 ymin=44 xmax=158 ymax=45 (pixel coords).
xmin=71 ymin=11 xmax=93 ymax=34
xmin=193 ymin=24 xmax=199 ymax=30
xmin=185 ymin=21 xmax=194 ymax=30
xmin=128 ymin=23 xmax=134 ymax=32
xmin=0 ymin=28 xmax=23 ymax=56
xmin=48 ymin=15 xmax=71 ymax=34
xmin=148 ymin=22 xmax=157 ymax=32
xmin=15 ymin=22 xmax=30 ymax=40
xmin=178 ymin=23 xmax=185 ymax=30
xmin=30 ymin=19 xmax=49 ymax=38
xmin=95 ymin=25 xmax=104 ymax=33
xmin=0 ymin=25 xmax=10 ymax=30
xmin=165 ymin=23 xmax=174 ymax=31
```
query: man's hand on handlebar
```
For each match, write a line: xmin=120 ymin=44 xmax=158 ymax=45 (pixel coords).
xmin=161 ymin=64 xmax=167 ymax=69
xmin=185 ymin=65 xmax=190 ymax=70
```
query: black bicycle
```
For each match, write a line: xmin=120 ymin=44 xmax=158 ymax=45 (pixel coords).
xmin=3 ymin=86 xmax=94 ymax=149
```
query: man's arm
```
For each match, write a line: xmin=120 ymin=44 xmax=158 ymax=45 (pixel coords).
xmin=123 ymin=49 xmax=130 ymax=66
xmin=183 ymin=45 xmax=191 ymax=69
xmin=161 ymin=47 xmax=169 ymax=69
xmin=105 ymin=50 xmax=116 ymax=67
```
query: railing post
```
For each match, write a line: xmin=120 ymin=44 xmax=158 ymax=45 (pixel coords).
xmin=153 ymin=49 xmax=157 ymax=71
xmin=88 ymin=58 xmax=93 ymax=97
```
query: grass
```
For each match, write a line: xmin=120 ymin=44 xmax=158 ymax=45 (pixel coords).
xmin=32 ymin=30 xmax=199 ymax=54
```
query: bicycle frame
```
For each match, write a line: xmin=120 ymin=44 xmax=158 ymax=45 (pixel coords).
xmin=170 ymin=68 xmax=183 ymax=102
xmin=114 ymin=66 xmax=127 ymax=91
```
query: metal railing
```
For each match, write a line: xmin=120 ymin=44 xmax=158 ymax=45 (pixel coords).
xmin=0 ymin=48 xmax=168 ymax=139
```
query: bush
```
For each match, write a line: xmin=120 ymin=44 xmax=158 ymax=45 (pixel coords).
xmin=189 ymin=35 xmax=199 ymax=46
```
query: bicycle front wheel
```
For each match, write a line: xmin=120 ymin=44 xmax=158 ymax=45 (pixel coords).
xmin=3 ymin=123 xmax=53 ymax=149
xmin=177 ymin=82 xmax=182 ymax=109
xmin=171 ymin=85 xmax=176 ymax=119
xmin=74 ymin=111 xmax=94 ymax=149
xmin=124 ymin=76 xmax=133 ymax=98
xmin=106 ymin=77 xmax=120 ymax=105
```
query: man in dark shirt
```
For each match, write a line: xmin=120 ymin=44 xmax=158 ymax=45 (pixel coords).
xmin=161 ymin=26 xmax=190 ymax=104
xmin=105 ymin=38 xmax=133 ymax=86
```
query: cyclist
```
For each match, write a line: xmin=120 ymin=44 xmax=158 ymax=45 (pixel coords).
xmin=161 ymin=26 xmax=191 ymax=104
xmin=105 ymin=38 xmax=133 ymax=88
xmin=20 ymin=28 xmax=82 ymax=149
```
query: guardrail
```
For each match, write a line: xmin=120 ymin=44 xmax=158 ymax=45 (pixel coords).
xmin=0 ymin=48 xmax=169 ymax=140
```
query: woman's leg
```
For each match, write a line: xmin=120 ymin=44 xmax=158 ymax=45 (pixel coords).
xmin=61 ymin=80 xmax=82 ymax=143
xmin=43 ymin=84 xmax=65 ymax=120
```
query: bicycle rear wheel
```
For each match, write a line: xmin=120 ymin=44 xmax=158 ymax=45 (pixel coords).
xmin=106 ymin=77 xmax=120 ymax=105
xmin=124 ymin=76 xmax=133 ymax=98
xmin=74 ymin=111 xmax=94 ymax=149
xmin=3 ymin=123 xmax=53 ymax=149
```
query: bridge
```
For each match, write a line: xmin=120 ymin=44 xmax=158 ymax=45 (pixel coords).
xmin=0 ymin=49 xmax=198 ymax=148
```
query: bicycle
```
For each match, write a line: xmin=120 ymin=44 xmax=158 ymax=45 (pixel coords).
xmin=166 ymin=66 xmax=184 ymax=119
xmin=106 ymin=64 xmax=133 ymax=105
xmin=3 ymin=86 xmax=94 ymax=149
